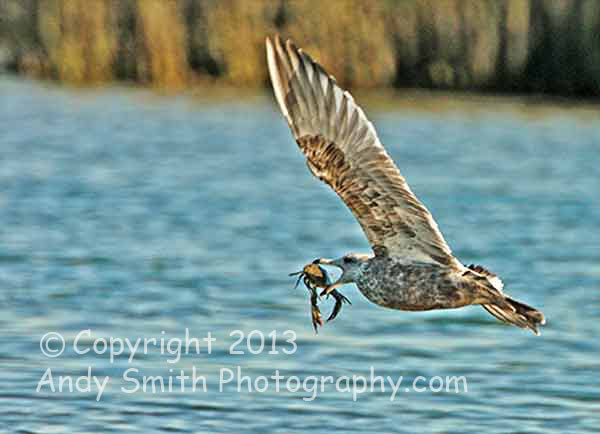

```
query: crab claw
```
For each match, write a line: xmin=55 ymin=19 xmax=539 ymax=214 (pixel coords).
xmin=326 ymin=289 xmax=352 ymax=322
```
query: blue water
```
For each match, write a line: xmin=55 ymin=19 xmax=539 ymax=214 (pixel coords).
xmin=1 ymin=78 xmax=599 ymax=433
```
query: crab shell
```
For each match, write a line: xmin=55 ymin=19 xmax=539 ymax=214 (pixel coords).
xmin=302 ymin=263 xmax=331 ymax=288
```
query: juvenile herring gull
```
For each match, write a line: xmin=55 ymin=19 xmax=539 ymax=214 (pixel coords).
xmin=266 ymin=36 xmax=546 ymax=335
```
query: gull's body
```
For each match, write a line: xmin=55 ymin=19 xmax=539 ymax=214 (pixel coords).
xmin=355 ymin=257 xmax=478 ymax=311
xmin=266 ymin=36 xmax=545 ymax=334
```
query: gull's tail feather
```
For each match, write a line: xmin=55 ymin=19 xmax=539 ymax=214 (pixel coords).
xmin=482 ymin=297 xmax=546 ymax=336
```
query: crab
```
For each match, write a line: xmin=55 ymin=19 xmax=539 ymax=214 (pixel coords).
xmin=289 ymin=260 xmax=351 ymax=333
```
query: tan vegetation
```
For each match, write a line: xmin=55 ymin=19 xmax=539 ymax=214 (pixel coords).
xmin=0 ymin=0 xmax=599 ymax=96
xmin=36 ymin=0 xmax=118 ymax=83
xmin=136 ymin=0 xmax=188 ymax=87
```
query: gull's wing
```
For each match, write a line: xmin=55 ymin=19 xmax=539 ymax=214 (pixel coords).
xmin=266 ymin=36 xmax=459 ymax=267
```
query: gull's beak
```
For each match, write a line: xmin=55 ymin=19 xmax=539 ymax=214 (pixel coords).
xmin=320 ymin=280 xmax=344 ymax=297
xmin=316 ymin=258 xmax=343 ymax=268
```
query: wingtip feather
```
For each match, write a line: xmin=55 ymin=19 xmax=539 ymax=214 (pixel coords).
xmin=266 ymin=35 xmax=292 ymax=124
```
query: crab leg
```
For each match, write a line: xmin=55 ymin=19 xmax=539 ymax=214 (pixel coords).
xmin=308 ymin=284 xmax=324 ymax=332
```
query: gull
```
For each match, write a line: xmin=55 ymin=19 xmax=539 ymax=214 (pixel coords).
xmin=266 ymin=36 xmax=545 ymax=334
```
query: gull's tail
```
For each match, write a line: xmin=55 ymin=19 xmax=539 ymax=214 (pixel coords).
xmin=482 ymin=297 xmax=546 ymax=336
xmin=466 ymin=264 xmax=545 ymax=335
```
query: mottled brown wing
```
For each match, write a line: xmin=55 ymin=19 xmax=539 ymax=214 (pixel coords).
xmin=266 ymin=36 xmax=459 ymax=266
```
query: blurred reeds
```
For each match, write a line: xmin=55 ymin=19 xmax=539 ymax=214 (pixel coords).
xmin=1 ymin=0 xmax=599 ymax=96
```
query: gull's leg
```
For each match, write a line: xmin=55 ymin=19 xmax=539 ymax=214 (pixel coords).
xmin=326 ymin=289 xmax=351 ymax=322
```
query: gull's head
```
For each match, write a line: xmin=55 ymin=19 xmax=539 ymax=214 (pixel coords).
xmin=316 ymin=253 xmax=369 ymax=288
